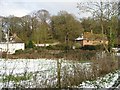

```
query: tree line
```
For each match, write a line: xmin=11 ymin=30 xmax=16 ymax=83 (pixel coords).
xmin=0 ymin=1 xmax=118 ymax=53
xmin=0 ymin=10 xmax=83 ymax=44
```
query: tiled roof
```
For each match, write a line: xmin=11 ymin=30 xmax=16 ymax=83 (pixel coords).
xmin=83 ymin=32 xmax=107 ymax=40
xmin=11 ymin=33 xmax=23 ymax=43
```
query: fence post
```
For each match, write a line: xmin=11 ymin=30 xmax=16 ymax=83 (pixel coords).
xmin=57 ymin=59 xmax=61 ymax=88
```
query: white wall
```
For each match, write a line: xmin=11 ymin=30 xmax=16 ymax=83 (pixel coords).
xmin=0 ymin=43 xmax=25 ymax=54
xmin=35 ymin=44 xmax=50 ymax=47
xmin=35 ymin=42 xmax=60 ymax=47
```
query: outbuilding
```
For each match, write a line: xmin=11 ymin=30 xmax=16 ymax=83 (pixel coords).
xmin=75 ymin=32 xmax=108 ymax=47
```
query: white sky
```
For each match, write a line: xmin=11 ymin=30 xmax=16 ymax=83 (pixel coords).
xmin=0 ymin=0 xmax=118 ymax=18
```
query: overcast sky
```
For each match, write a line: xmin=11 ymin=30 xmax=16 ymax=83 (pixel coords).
xmin=0 ymin=0 xmax=118 ymax=18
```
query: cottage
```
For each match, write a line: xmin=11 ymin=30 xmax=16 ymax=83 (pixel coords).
xmin=75 ymin=32 xmax=108 ymax=47
xmin=0 ymin=33 xmax=25 ymax=54
xmin=0 ymin=42 xmax=25 ymax=54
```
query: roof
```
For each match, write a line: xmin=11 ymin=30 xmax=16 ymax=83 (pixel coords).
xmin=83 ymin=32 xmax=108 ymax=40
xmin=10 ymin=33 xmax=23 ymax=43
xmin=75 ymin=32 xmax=108 ymax=41
xmin=75 ymin=37 xmax=84 ymax=41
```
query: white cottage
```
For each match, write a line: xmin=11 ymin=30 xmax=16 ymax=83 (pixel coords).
xmin=0 ymin=33 xmax=25 ymax=54
xmin=0 ymin=42 xmax=25 ymax=54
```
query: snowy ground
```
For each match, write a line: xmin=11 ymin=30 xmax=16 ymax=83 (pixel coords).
xmin=0 ymin=58 xmax=90 ymax=88
xmin=0 ymin=58 xmax=119 ymax=88
xmin=79 ymin=70 xmax=119 ymax=88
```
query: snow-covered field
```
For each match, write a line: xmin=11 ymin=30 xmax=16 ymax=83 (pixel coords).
xmin=0 ymin=58 xmax=90 ymax=88
xmin=0 ymin=58 xmax=119 ymax=88
xmin=0 ymin=59 xmax=57 ymax=75
xmin=79 ymin=70 xmax=119 ymax=88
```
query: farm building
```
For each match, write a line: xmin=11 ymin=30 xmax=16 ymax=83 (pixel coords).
xmin=75 ymin=32 xmax=108 ymax=47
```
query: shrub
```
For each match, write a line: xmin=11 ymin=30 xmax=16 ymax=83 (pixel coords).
xmin=15 ymin=49 xmax=23 ymax=54
xmin=96 ymin=45 xmax=104 ymax=50
xmin=73 ymin=43 xmax=81 ymax=49
xmin=46 ymin=43 xmax=71 ymax=50
xmin=2 ymin=52 xmax=7 ymax=58
xmin=24 ymin=48 xmax=34 ymax=54
xmin=117 ymin=50 xmax=120 ymax=53
xmin=81 ymin=45 xmax=104 ymax=50
xmin=26 ymin=40 xmax=35 ymax=49
xmin=82 ymin=51 xmax=96 ymax=60
xmin=46 ymin=45 xmax=55 ymax=50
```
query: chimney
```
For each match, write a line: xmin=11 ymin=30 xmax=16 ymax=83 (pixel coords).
xmin=91 ymin=29 xmax=93 ymax=34
xmin=81 ymin=33 xmax=83 ymax=38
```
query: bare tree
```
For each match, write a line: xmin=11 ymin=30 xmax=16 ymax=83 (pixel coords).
xmin=118 ymin=1 xmax=120 ymax=46
xmin=77 ymin=0 xmax=118 ymax=53
xmin=35 ymin=9 xmax=50 ymax=23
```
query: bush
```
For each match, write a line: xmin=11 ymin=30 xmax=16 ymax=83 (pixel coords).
xmin=2 ymin=52 xmax=7 ymax=58
xmin=82 ymin=51 xmax=96 ymax=60
xmin=26 ymin=40 xmax=35 ymax=49
xmin=23 ymin=48 xmax=34 ymax=54
xmin=81 ymin=45 xmax=104 ymax=50
xmin=46 ymin=43 xmax=71 ymax=50
xmin=15 ymin=49 xmax=23 ymax=54
xmin=95 ymin=45 xmax=104 ymax=50
xmin=117 ymin=50 xmax=120 ymax=53
xmin=80 ymin=45 xmax=95 ymax=50
xmin=73 ymin=43 xmax=82 ymax=49
xmin=15 ymin=48 xmax=35 ymax=55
